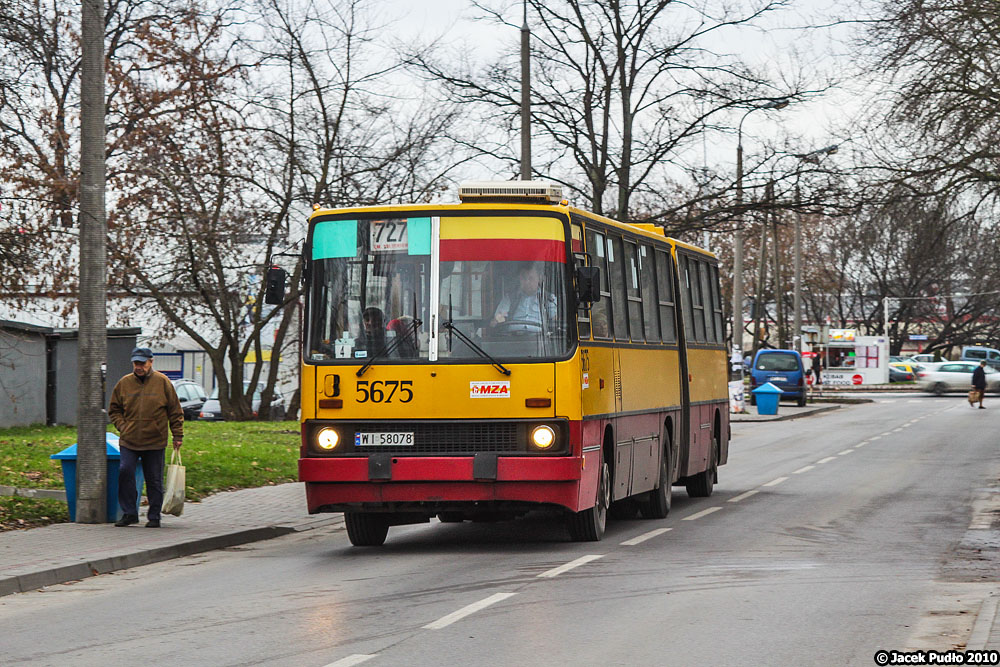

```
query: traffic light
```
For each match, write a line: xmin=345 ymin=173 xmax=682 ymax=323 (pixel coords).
xmin=264 ymin=266 xmax=287 ymax=305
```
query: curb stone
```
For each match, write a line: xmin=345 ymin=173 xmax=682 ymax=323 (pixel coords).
xmin=731 ymin=404 xmax=842 ymax=423
xmin=0 ymin=515 xmax=343 ymax=597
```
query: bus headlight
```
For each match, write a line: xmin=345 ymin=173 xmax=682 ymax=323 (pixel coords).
xmin=316 ymin=427 xmax=340 ymax=450
xmin=530 ymin=425 xmax=556 ymax=450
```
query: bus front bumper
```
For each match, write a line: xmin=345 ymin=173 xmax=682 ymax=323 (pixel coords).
xmin=299 ymin=455 xmax=585 ymax=513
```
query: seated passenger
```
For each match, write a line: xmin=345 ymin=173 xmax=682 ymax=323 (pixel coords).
xmin=386 ymin=316 xmax=419 ymax=358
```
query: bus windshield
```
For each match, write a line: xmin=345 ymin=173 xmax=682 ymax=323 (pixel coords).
xmin=307 ymin=214 xmax=572 ymax=363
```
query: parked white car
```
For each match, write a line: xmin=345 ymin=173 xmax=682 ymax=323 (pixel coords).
xmin=917 ymin=361 xmax=1000 ymax=395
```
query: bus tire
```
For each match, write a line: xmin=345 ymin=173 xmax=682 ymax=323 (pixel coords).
xmin=639 ymin=437 xmax=672 ymax=519
xmin=568 ymin=460 xmax=609 ymax=541
xmin=685 ymin=436 xmax=717 ymax=498
xmin=344 ymin=512 xmax=389 ymax=546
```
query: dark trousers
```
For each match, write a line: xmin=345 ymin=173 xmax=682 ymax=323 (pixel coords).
xmin=118 ymin=446 xmax=165 ymax=521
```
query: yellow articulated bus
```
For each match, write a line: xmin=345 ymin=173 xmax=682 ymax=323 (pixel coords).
xmin=283 ymin=181 xmax=729 ymax=546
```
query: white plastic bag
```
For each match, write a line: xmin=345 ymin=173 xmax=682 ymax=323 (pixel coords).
xmin=161 ymin=449 xmax=186 ymax=516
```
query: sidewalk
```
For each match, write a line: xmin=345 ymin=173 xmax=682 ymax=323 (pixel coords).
xmin=0 ymin=482 xmax=341 ymax=597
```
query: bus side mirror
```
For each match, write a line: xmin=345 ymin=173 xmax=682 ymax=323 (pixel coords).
xmin=264 ymin=266 xmax=287 ymax=305
xmin=575 ymin=266 xmax=601 ymax=304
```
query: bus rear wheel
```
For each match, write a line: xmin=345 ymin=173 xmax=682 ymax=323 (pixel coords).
xmin=685 ymin=436 xmax=717 ymax=498
xmin=344 ymin=512 xmax=389 ymax=546
xmin=568 ymin=460 xmax=609 ymax=541
xmin=639 ymin=438 xmax=672 ymax=519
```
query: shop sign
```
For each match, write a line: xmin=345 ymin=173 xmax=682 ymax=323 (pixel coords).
xmin=829 ymin=329 xmax=856 ymax=342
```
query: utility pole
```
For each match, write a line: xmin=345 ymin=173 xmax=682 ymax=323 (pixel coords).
xmin=751 ymin=180 xmax=773 ymax=359
xmin=771 ymin=205 xmax=784 ymax=347
xmin=733 ymin=99 xmax=789 ymax=367
xmin=519 ymin=0 xmax=531 ymax=180
xmin=884 ymin=296 xmax=891 ymax=337
xmin=793 ymin=182 xmax=803 ymax=352
xmin=77 ymin=0 xmax=108 ymax=522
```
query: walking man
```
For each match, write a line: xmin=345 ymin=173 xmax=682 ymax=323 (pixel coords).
xmin=108 ymin=347 xmax=183 ymax=527
xmin=970 ymin=360 xmax=988 ymax=410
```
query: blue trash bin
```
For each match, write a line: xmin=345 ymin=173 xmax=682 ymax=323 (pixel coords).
xmin=50 ymin=432 xmax=144 ymax=522
xmin=751 ymin=382 xmax=782 ymax=416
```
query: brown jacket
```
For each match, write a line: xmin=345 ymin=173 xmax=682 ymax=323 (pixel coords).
xmin=108 ymin=370 xmax=184 ymax=450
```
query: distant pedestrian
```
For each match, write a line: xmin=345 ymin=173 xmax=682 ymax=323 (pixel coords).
xmin=108 ymin=347 xmax=184 ymax=527
xmin=970 ymin=360 xmax=987 ymax=410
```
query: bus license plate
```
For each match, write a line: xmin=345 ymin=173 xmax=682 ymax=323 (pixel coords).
xmin=355 ymin=432 xmax=414 ymax=446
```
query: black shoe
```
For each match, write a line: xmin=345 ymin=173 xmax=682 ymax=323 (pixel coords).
xmin=115 ymin=514 xmax=139 ymax=527
xmin=145 ymin=519 xmax=161 ymax=528
xmin=979 ymin=406 xmax=986 ymax=409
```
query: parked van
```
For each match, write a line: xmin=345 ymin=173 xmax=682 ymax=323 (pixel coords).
xmin=960 ymin=346 xmax=1000 ymax=370
xmin=749 ymin=349 xmax=807 ymax=407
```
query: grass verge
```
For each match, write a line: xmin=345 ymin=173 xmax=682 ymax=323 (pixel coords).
xmin=0 ymin=421 xmax=300 ymax=531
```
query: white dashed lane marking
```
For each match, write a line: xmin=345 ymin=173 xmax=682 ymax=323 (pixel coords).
xmin=682 ymin=507 xmax=723 ymax=521
xmin=324 ymin=655 xmax=377 ymax=667
xmin=537 ymin=555 xmax=603 ymax=578
xmin=762 ymin=477 xmax=788 ymax=487
xmin=816 ymin=456 xmax=837 ymax=464
xmin=423 ymin=592 xmax=517 ymax=629
xmin=728 ymin=489 xmax=761 ymax=503
xmin=838 ymin=449 xmax=854 ymax=456
xmin=621 ymin=528 xmax=672 ymax=546
xmin=793 ymin=465 xmax=815 ymax=474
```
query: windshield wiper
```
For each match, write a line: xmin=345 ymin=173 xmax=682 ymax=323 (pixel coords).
xmin=356 ymin=318 xmax=422 ymax=377
xmin=443 ymin=321 xmax=511 ymax=376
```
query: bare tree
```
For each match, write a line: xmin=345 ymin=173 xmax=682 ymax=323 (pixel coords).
xmin=406 ymin=0 xmax=802 ymax=220
xmin=861 ymin=0 xmax=1000 ymax=205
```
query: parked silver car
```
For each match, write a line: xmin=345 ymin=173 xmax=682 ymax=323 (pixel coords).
xmin=917 ymin=361 xmax=1000 ymax=395
xmin=198 ymin=382 xmax=287 ymax=420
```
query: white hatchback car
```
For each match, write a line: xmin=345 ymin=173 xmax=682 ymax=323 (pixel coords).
xmin=917 ymin=361 xmax=1000 ymax=395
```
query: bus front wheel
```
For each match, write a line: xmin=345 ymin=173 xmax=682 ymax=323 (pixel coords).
xmin=568 ymin=460 xmax=609 ymax=541
xmin=345 ymin=512 xmax=389 ymax=546
xmin=685 ymin=437 xmax=717 ymax=498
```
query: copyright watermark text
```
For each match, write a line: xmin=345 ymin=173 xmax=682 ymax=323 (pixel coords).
xmin=873 ymin=650 xmax=999 ymax=666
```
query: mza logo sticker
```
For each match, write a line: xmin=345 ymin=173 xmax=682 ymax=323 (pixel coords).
xmin=470 ymin=381 xmax=510 ymax=398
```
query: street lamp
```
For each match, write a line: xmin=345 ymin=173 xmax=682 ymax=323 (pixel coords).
xmin=790 ymin=144 xmax=838 ymax=351
xmin=733 ymin=98 xmax=789 ymax=373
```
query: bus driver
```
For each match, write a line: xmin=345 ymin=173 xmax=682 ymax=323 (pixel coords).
xmin=491 ymin=263 xmax=557 ymax=333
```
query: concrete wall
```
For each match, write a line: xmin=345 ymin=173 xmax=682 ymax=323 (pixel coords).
xmin=0 ymin=329 xmax=47 ymax=427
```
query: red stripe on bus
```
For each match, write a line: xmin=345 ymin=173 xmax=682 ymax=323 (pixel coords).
xmin=440 ymin=238 xmax=566 ymax=263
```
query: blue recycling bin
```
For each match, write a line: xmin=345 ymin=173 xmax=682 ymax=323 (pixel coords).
xmin=50 ymin=432 xmax=144 ymax=523
xmin=751 ymin=382 xmax=782 ymax=416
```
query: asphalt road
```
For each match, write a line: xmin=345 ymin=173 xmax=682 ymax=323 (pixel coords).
xmin=2 ymin=395 xmax=998 ymax=667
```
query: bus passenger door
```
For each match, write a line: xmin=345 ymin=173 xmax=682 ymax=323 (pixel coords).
xmin=612 ymin=348 xmax=632 ymax=501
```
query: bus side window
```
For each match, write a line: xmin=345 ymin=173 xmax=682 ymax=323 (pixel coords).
xmin=655 ymin=250 xmax=676 ymax=343
xmin=573 ymin=222 xmax=591 ymax=340
xmin=698 ymin=259 xmax=715 ymax=343
xmin=608 ymin=235 xmax=628 ymax=342
xmin=587 ymin=229 xmax=612 ymax=339
xmin=640 ymin=245 xmax=660 ymax=342
xmin=624 ymin=241 xmax=644 ymax=342
xmin=690 ymin=258 xmax=707 ymax=342
xmin=680 ymin=255 xmax=697 ymax=342
xmin=710 ymin=264 xmax=724 ymax=344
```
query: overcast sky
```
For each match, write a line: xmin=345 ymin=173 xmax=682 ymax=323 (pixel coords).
xmin=378 ymin=0 xmax=868 ymax=180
